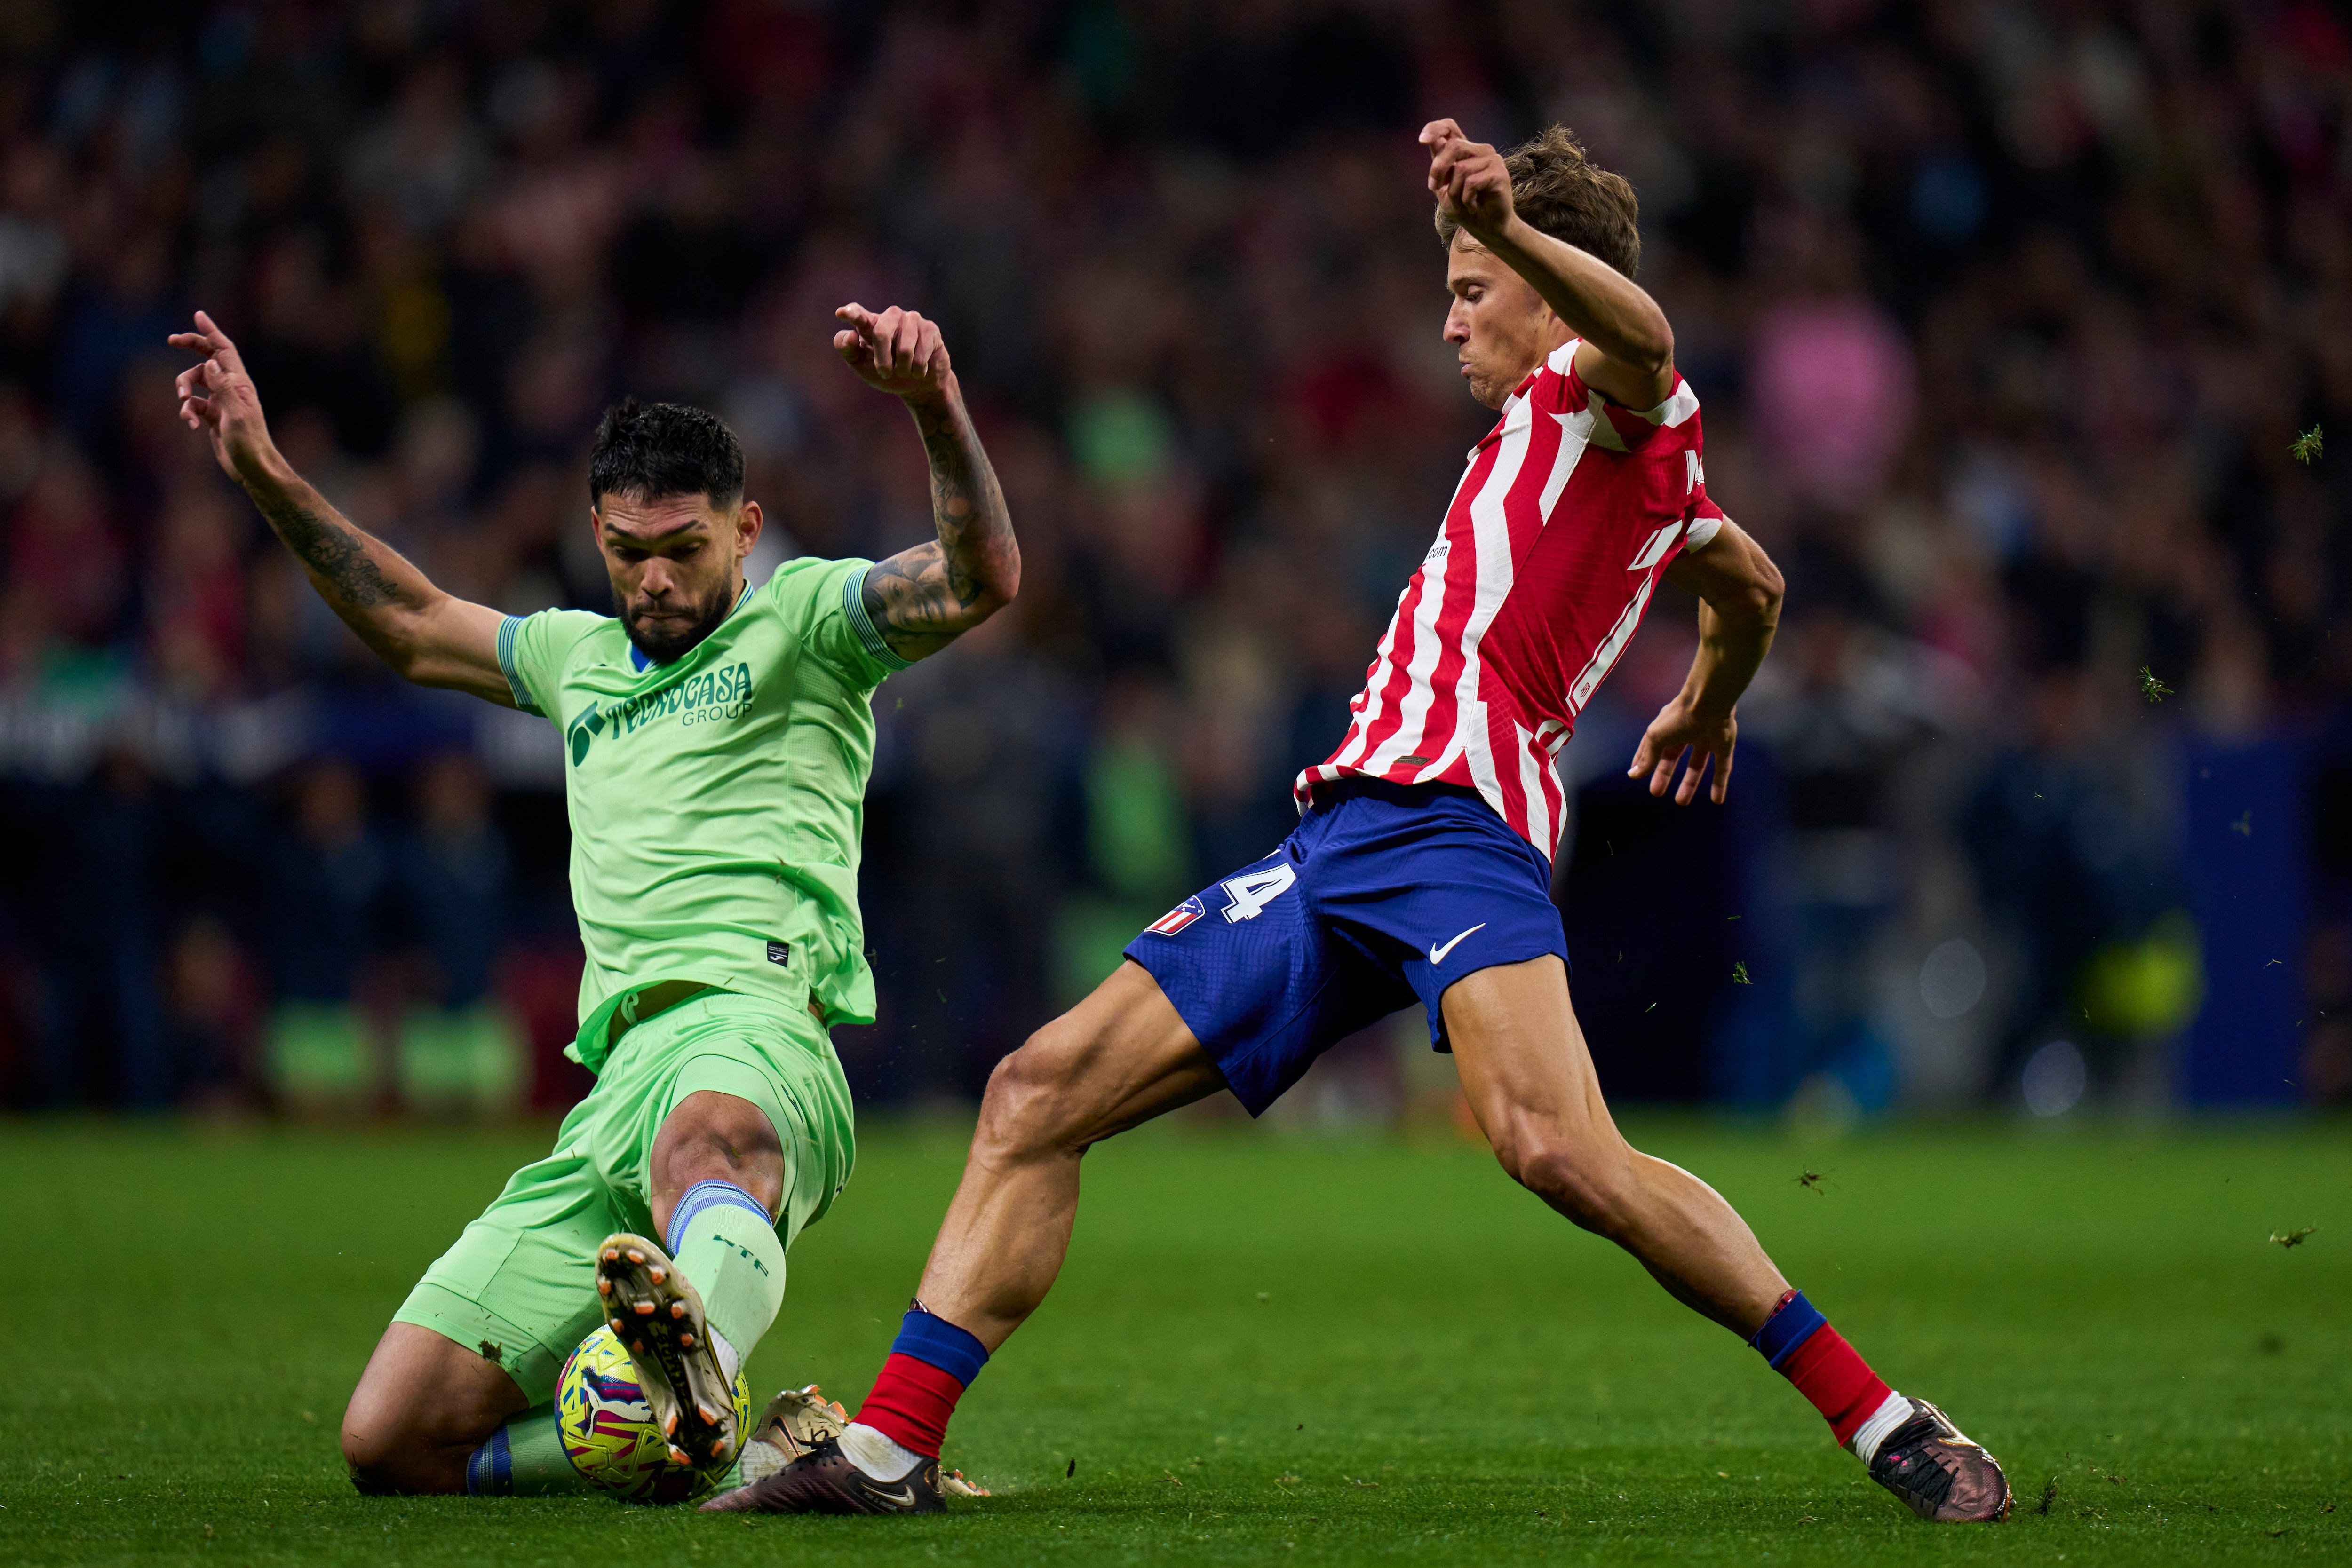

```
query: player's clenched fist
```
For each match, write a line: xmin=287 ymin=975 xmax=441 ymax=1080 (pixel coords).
xmin=1421 ymin=119 xmax=1515 ymax=239
xmin=834 ymin=304 xmax=954 ymax=401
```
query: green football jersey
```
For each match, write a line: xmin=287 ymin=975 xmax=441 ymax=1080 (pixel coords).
xmin=496 ymin=555 xmax=909 ymax=1073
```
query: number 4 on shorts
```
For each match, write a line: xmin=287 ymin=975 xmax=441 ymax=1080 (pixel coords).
xmin=1219 ymin=862 xmax=1297 ymax=923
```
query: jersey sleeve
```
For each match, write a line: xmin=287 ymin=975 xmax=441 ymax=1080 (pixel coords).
xmin=763 ymin=555 xmax=913 ymax=690
xmin=1538 ymin=342 xmax=1703 ymax=454
xmin=496 ymin=608 xmax=606 ymax=718
xmin=1684 ymin=478 xmax=1727 ymax=551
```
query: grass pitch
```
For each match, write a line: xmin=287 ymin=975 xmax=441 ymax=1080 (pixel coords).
xmin=3 ymin=1113 xmax=2346 ymax=1565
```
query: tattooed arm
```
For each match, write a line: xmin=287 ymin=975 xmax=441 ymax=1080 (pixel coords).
xmin=171 ymin=312 xmax=511 ymax=704
xmin=832 ymin=303 xmax=1020 ymax=662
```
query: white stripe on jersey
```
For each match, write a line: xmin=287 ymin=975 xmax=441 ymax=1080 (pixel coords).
xmin=1328 ymin=451 xmax=1496 ymax=779
xmin=1653 ymin=381 xmax=1701 ymax=427
xmin=1439 ymin=403 xmax=1590 ymax=789
xmin=1569 ymin=573 xmax=1658 ymax=713
xmin=1515 ymin=719 xmax=1551 ymax=863
xmin=1364 ymin=405 xmax=1537 ymax=777
xmin=1539 ymin=409 xmax=1592 ymax=515
xmin=1627 ymin=519 xmax=1683 ymax=573
xmin=1358 ymin=505 xmax=1474 ymax=776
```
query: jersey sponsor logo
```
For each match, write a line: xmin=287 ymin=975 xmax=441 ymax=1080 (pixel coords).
xmin=565 ymin=664 xmax=756 ymax=764
xmin=567 ymin=702 xmax=606 ymax=766
xmin=611 ymin=662 xmax=755 ymax=734
xmin=1146 ymin=896 xmax=1206 ymax=935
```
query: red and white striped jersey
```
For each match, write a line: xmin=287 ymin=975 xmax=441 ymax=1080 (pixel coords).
xmin=1293 ymin=340 xmax=1724 ymax=858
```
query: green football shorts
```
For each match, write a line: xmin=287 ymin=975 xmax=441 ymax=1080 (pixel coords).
xmin=392 ymin=988 xmax=856 ymax=1404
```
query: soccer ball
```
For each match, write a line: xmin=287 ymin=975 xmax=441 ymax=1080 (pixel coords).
xmin=554 ymin=1323 xmax=751 ymax=1503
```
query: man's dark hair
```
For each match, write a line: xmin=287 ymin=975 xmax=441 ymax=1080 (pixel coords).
xmin=588 ymin=399 xmax=745 ymax=508
xmin=1436 ymin=125 xmax=1642 ymax=280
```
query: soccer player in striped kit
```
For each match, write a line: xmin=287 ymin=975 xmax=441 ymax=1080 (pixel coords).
xmin=715 ymin=121 xmax=2010 ymax=1524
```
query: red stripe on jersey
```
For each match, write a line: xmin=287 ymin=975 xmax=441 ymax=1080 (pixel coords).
xmin=1342 ymin=434 xmax=1505 ymax=775
xmin=1295 ymin=341 xmax=1711 ymax=857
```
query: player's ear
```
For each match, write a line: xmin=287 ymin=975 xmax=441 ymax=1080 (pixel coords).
xmin=735 ymin=499 xmax=763 ymax=560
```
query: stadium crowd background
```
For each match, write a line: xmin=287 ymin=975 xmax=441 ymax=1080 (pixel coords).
xmin=0 ymin=0 xmax=2344 ymax=1120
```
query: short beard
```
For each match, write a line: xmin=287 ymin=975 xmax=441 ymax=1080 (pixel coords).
xmin=619 ymin=582 xmax=735 ymax=665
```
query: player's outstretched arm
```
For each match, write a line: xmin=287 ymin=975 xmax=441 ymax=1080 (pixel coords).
xmin=833 ymin=303 xmax=1019 ymax=663
xmin=1629 ymin=519 xmax=1785 ymax=806
xmin=1422 ymin=118 xmax=1677 ymax=411
xmin=169 ymin=312 xmax=510 ymax=704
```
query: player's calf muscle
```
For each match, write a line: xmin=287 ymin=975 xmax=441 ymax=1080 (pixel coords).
xmin=1492 ymin=1127 xmax=1644 ymax=1237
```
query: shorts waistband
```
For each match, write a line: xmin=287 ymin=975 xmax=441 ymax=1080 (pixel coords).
xmin=1308 ymin=776 xmax=1488 ymax=815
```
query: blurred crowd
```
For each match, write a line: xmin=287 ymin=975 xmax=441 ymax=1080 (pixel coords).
xmin=0 ymin=0 xmax=2346 ymax=1115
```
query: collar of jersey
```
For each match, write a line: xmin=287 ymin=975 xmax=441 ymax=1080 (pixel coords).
xmin=1478 ymin=340 xmax=1581 ymax=454
xmin=627 ymin=580 xmax=754 ymax=673
xmin=1475 ymin=377 xmax=1543 ymax=457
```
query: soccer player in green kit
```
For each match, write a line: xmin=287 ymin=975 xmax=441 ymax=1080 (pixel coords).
xmin=169 ymin=300 xmax=1017 ymax=1497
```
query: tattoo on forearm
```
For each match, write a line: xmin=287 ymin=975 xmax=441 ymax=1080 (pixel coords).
xmin=254 ymin=485 xmax=408 ymax=610
xmin=861 ymin=393 xmax=1017 ymax=648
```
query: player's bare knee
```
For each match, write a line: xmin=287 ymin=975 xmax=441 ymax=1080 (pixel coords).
xmin=340 ymin=1427 xmax=404 ymax=1494
xmin=660 ymin=1091 xmax=783 ymax=1168
xmin=652 ymin=1091 xmax=786 ymax=1217
xmin=339 ymin=1421 xmax=378 ymax=1487
xmin=973 ymin=1038 xmax=1065 ymax=1159
xmin=976 ymin=1027 xmax=1093 ymax=1160
xmin=339 ymin=1411 xmax=441 ymax=1496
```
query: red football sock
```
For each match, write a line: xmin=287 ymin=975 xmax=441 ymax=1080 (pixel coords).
xmin=1748 ymin=1289 xmax=1896 ymax=1447
xmin=1780 ymin=1324 xmax=1892 ymax=1446
xmin=853 ymin=1307 xmax=991 ymax=1459
xmin=855 ymin=1353 xmax=969 ymax=1459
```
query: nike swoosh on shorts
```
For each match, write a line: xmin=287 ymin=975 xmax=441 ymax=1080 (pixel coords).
xmin=1430 ymin=923 xmax=1486 ymax=965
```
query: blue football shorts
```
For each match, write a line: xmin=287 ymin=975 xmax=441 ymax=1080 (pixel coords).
xmin=1123 ymin=779 xmax=1570 ymax=1115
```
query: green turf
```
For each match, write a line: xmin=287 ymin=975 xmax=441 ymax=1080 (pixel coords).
xmin=3 ymin=1113 xmax=2346 ymax=1564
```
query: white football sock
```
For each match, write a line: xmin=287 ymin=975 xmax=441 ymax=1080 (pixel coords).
xmin=709 ymin=1324 xmax=741 ymax=1386
xmin=838 ymin=1420 xmax=925 ymax=1482
xmin=1848 ymin=1389 xmax=1914 ymax=1464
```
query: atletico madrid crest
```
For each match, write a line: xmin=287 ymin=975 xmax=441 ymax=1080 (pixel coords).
xmin=1146 ymin=896 xmax=1206 ymax=935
